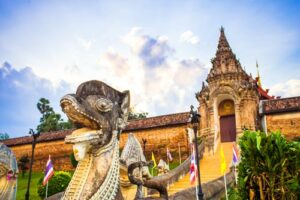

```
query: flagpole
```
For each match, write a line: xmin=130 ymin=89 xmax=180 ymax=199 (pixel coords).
xmin=195 ymin=182 xmax=199 ymax=200
xmin=45 ymin=182 xmax=48 ymax=199
xmin=167 ymin=153 xmax=169 ymax=168
xmin=45 ymin=154 xmax=49 ymax=199
xmin=166 ymin=148 xmax=168 ymax=167
xmin=232 ymin=142 xmax=239 ymax=185
xmin=234 ymin=165 xmax=237 ymax=185
xmin=195 ymin=164 xmax=199 ymax=200
xmin=178 ymin=143 xmax=182 ymax=165
xmin=223 ymin=174 xmax=228 ymax=200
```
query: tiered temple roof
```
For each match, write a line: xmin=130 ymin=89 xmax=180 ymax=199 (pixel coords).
xmin=206 ymin=27 xmax=277 ymax=100
xmin=207 ymin=27 xmax=248 ymax=83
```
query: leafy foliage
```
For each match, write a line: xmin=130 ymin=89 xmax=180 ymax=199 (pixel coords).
xmin=36 ymin=98 xmax=72 ymax=133
xmin=226 ymin=187 xmax=242 ymax=200
xmin=128 ymin=110 xmax=148 ymax=120
xmin=70 ymin=153 xmax=78 ymax=168
xmin=128 ymin=106 xmax=148 ymax=120
xmin=37 ymin=171 xmax=72 ymax=198
xmin=237 ymin=130 xmax=300 ymax=200
xmin=18 ymin=154 xmax=30 ymax=177
xmin=0 ymin=132 xmax=9 ymax=140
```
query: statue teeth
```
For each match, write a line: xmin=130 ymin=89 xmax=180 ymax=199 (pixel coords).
xmin=62 ymin=96 xmax=101 ymax=128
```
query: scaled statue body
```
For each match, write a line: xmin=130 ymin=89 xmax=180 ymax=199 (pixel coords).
xmin=60 ymin=80 xmax=130 ymax=200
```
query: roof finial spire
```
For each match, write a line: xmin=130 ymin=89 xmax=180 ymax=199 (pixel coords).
xmin=256 ymin=60 xmax=262 ymax=87
xmin=220 ymin=26 xmax=224 ymax=33
xmin=217 ymin=26 xmax=231 ymax=53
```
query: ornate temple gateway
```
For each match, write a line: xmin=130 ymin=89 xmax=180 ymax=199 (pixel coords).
xmin=196 ymin=27 xmax=280 ymax=154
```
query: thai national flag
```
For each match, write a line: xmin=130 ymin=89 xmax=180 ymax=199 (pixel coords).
xmin=43 ymin=155 xmax=54 ymax=186
xmin=189 ymin=145 xmax=197 ymax=184
xmin=232 ymin=143 xmax=239 ymax=166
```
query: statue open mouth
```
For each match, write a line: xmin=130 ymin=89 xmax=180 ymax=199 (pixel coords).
xmin=60 ymin=95 xmax=102 ymax=130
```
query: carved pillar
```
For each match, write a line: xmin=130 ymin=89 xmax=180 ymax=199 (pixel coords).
xmin=199 ymin=100 xmax=208 ymax=133
xmin=235 ymin=103 xmax=242 ymax=139
xmin=250 ymin=98 xmax=259 ymax=131
xmin=203 ymin=106 xmax=214 ymax=155
xmin=209 ymin=106 xmax=214 ymax=134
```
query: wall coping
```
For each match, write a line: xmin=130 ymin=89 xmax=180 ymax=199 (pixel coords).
xmin=3 ymin=112 xmax=190 ymax=147
xmin=260 ymin=96 xmax=300 ymax=115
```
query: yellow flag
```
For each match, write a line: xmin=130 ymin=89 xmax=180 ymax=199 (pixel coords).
xmin=220 ymin=144 xmax=227 ymax=174
xmin=256 ymin=61 xmax=262 ymax=87
xmin=151 ymin=152 xmax=157 ymax=168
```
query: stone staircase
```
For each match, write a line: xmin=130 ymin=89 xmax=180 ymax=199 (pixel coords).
xmin=167 ymin=142 xmax=234 ymax=195
xmin=121 ymin=142 xmax=234 ymax=199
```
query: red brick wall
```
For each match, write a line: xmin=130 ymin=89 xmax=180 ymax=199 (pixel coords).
xmin=10 ymin=125 xmax=189 ymax=171
xmin=10 ymin=141 xmax=74 ymax=172
xmin=121 ymin=125 xmax=189 ymax=162
xmin=266 ymin=112 xmax=300 ymax=140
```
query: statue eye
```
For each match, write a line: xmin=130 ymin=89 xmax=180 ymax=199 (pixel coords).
xmin=95 ymin=98 xmax=113 ymax=112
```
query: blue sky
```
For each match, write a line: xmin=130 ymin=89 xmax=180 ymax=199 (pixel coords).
xmin=1 ymin=0 xmax=300 ymax=138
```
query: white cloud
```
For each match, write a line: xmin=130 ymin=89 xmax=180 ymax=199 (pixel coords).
xmin=180 ymin=31 xmax=199 ymax=45
xmin=76 ymin=36 xmax=93 ymax=50
xmin=98 ymin=29 xmax=207 ymax=116
xmin=0 ymin=62 xmax=72 ymax=137
xmin=122 ymin=27 xmax=174 ymax=67
xmin=0 ymin=1 xmax=299 ymax=138
xmin=270 ymin=79 xmax=300 ymax=98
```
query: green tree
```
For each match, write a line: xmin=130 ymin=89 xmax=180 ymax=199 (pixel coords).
xmin=0 ymin=132 xmax=9 ymax=140
xmin=37 ymin=98 xmax=53 ymax=116
xmin=18 ymin=154 xmax=30 ymax=177
xmin=36 ymin=98 xmax=72 ymax=133
xmin=237 ymin=131 xmax=300 ymax=200
xmin=70 ymin=153 xmax=78 ymax=168
xmin=128 ymin=107 xmax=148 ymax=120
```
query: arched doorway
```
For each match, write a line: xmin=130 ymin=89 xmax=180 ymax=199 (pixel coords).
xmin=218 ymin=100 xmax=236 ymax=142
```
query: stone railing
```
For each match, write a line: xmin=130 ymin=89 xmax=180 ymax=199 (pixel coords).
xmin=150 ymin=142 xmax=204 ymax=187
xmin=199 ymin=128 xmax=210 ymax=138
xmin=167 ymin=171 xmax=235 ymax=200
xmin=199 ymin=128 xmax=215 ymax=154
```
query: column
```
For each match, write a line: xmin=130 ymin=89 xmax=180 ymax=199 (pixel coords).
xmin=235 ymin=103 xmax=242 ymax=139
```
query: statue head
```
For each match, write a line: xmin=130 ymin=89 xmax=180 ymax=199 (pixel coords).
xmin=60 ymin=80 xmax=130 ymax=160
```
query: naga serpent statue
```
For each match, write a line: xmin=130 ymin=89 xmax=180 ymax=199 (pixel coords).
xmin=60 ymin=80 xmax=130 ymax=200
xmin=0 ymin=143 xmax=18 ymax=200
